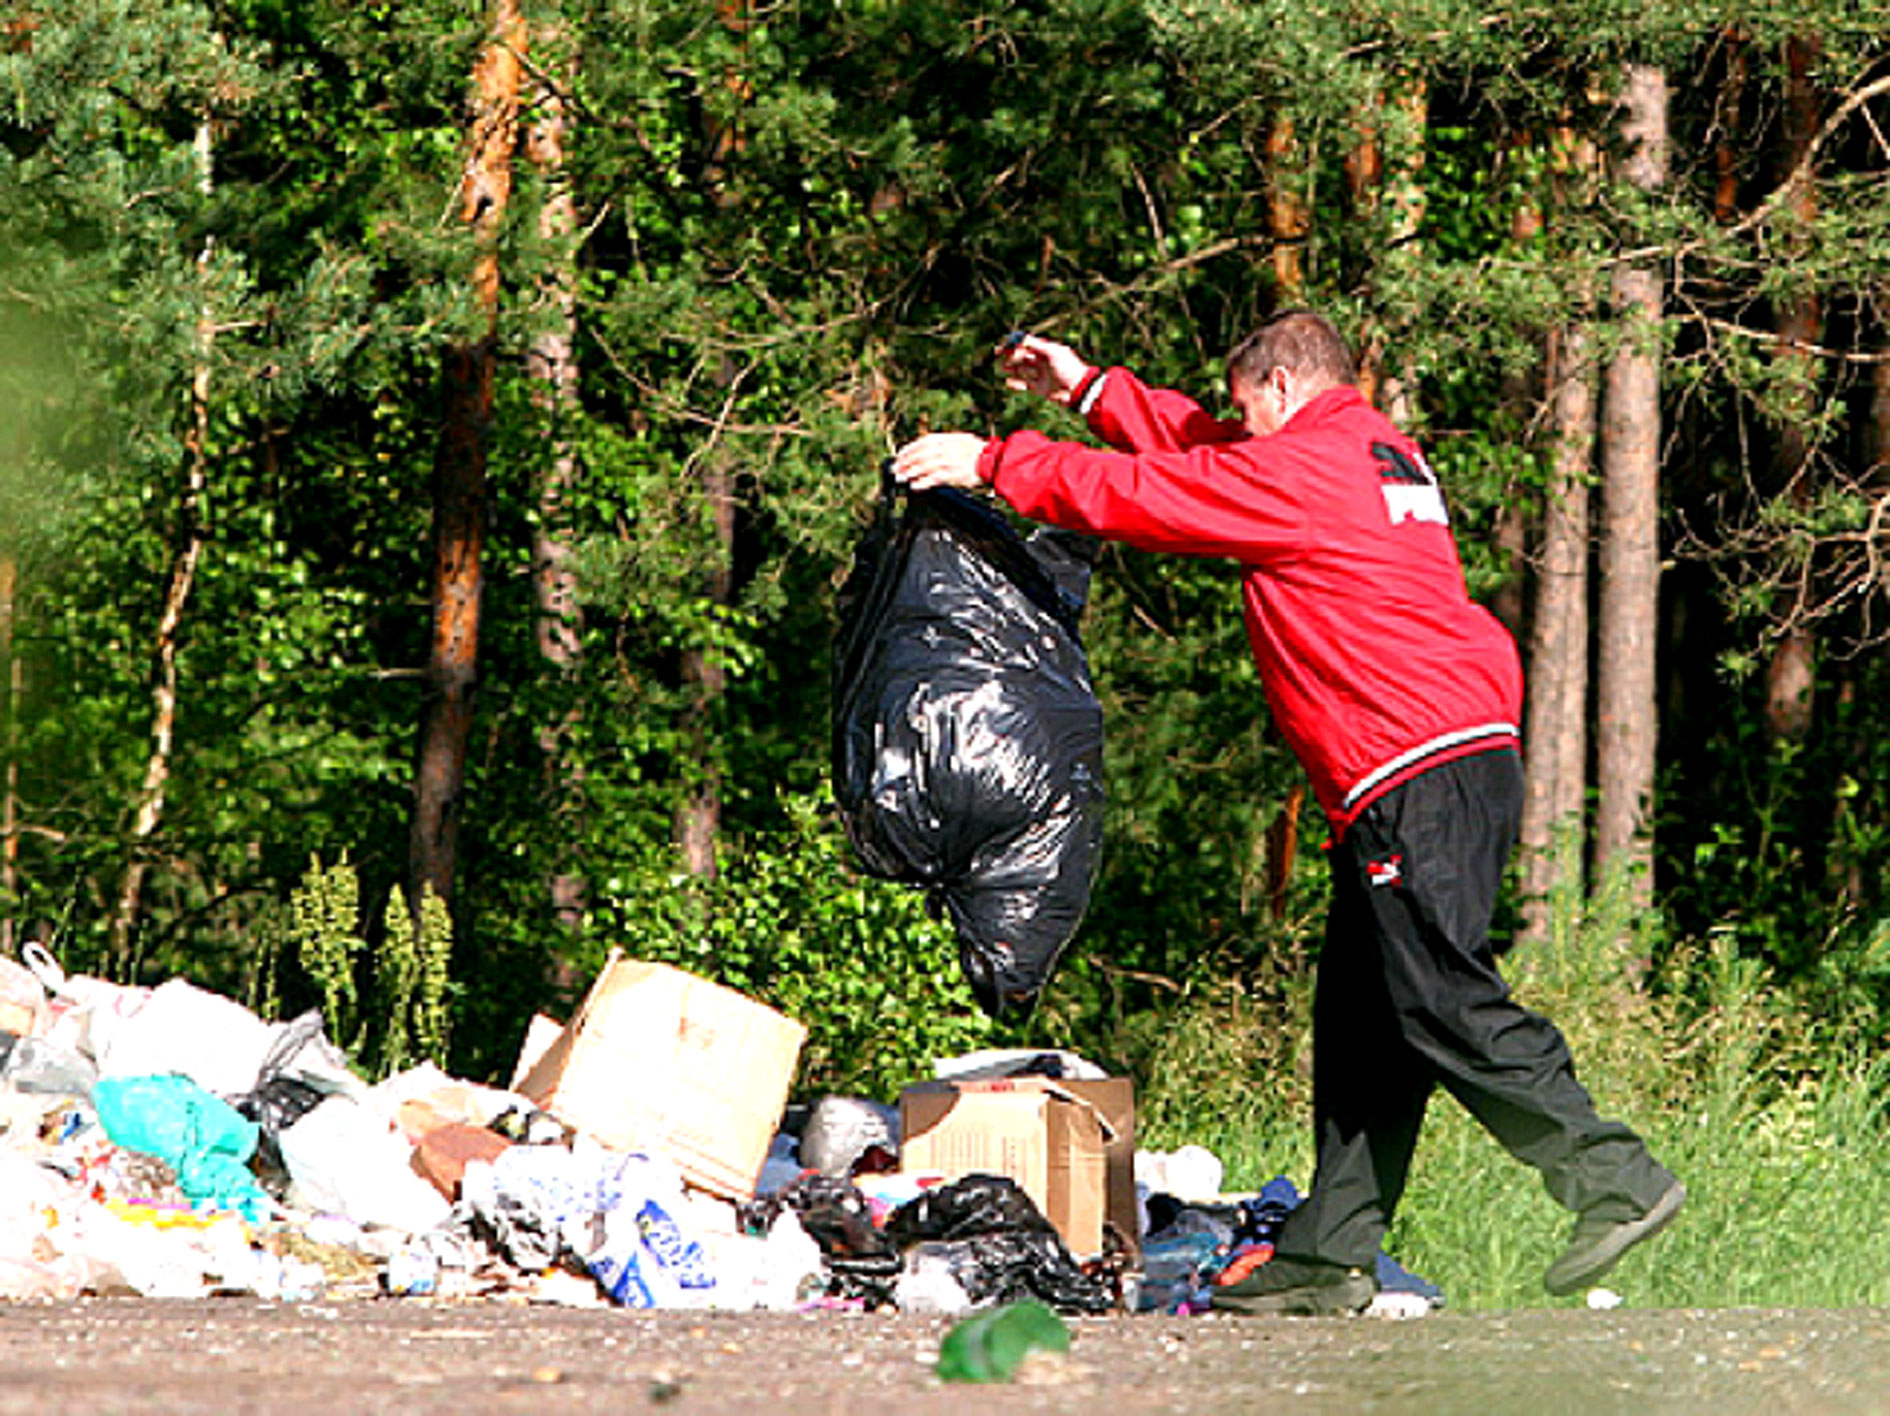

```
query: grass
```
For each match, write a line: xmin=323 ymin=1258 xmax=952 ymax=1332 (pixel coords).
xmin=1127 ymin=876 xmax=1890 ymax=1311
xmin=1390 ymin=1054 xmax=1890 ymax=1310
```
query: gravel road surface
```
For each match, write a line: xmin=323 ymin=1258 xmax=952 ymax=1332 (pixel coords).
xmin=3 ymin=1299 xmax=1885 ymax=1415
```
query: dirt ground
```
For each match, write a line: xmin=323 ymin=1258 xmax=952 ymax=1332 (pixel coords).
xmin=3 ymin=1298 xmax=1886 ymax=1416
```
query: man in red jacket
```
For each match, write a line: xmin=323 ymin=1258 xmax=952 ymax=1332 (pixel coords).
xmin=893 ymin=310 xmax=1682 ymax=1314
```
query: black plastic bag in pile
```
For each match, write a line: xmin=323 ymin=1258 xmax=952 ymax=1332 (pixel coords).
xmin=741 ymin=1172 xmax=901 ymax=1307
xmin=831 ymin=472 xmax=1105 ymax=1020
xmin=885 ymin=1173 xmax=1114 ymax=1315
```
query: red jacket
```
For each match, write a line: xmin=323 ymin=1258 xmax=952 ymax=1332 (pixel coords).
xmin=976 ymin=368 xmax=1522 ymax=837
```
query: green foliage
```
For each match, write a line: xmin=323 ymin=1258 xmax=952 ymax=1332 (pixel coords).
xmin=285 ymin=853 xmax=362 ymax=1042
xmin=266 ymin=855 xmax=451 ymax=1079
xmin=1659 ymin=653 xmax=1890 ymax=1045
xmin=588 ymin=790 xmax=996 ymax=1101
xmin=0 ymin=0 xmax=1886 ymax=1165
xmin=1392 ymin=927 xmax=1890 ymax=1310
xmin=1119 ymin=980 xmax=1314 ymax=1187
xmin=374 ymin=883 xmax=454 ymax=1076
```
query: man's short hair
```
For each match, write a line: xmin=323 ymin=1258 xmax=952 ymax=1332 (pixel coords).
xmin=1226 ymin=310 xmax=1358 ymax=392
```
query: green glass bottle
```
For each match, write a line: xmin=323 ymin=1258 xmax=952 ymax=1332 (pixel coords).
xmin=936 ymin=1299 xmax=1071 ymax=1383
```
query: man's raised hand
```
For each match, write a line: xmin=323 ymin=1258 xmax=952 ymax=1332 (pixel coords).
xmin=998 ymin=334 xmax=1091 ymax=405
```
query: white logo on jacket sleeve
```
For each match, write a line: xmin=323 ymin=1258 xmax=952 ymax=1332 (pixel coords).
xmin=1372 ymin=440 xmax=1448 ymax=526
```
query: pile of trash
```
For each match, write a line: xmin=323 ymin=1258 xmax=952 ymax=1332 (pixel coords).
xmin=1130 ymin=1166 xmax=1444 ymax=1320
xmin=1 ymin=945 xmax=1441 ymax=1317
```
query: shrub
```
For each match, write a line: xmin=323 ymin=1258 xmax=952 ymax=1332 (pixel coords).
xmin=258 ymin=854 xmax=453 ymax=1080
xmin=590 ymin=788 xmax=997 ymax=1101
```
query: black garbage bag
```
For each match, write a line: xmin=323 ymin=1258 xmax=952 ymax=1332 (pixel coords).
xmin=884 ymin=1170 xmax=1058 ymax=1246
xmin=233 ymin=1074 xmax=327 ymax=1197
xmin=900 ymin=1234 xmax=1114 ymax=1314
xmin=761 ymin=1172 xmax=897 ymax=1263
xmin=831 ymin=472 xmax=1105 ymax=1019
xmin=886 ymin=1174 xmax=1113 ymax=1315
xmin=741 ymin=1172 xmax=901 ymax=1307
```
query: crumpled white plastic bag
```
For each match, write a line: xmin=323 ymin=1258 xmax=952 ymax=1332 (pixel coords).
xmin=22 ymin=949 xmax=362 ymax=1109
xmin=95 ymin=979 xmax=281 ymax=1098
xmin=275 ymin=1094 xmax=451 ymax=1235
xmin=22 ymin=943 xmax=152 ymax=1067
xmin=0 ymin=954 xmax=48 ymax=1037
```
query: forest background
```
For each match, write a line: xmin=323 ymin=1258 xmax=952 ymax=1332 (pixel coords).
xmin=3 ymin=0 xmax=1889 ymax=1307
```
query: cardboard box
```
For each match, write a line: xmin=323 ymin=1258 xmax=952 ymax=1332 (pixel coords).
xmin=508 ymin=1014 xmax=565 ymax=1091
xmin=514 ymin=951 xmax=807 ymax=1200
xmin=898 ymin=1078 xmax=1117 ymax=1258
xmin=1057 ymin=1076 xmax=1137 ymax=1262
xmin=927 ymin=1054 xmax=1138 ymax=1262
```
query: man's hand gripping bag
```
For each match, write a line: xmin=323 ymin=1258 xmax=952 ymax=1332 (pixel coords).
xmin=831 ymin=474 xmax=1104 ymax=1020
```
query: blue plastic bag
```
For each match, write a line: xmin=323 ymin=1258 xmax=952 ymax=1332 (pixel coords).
xmin=93 ymin=1074 xmax=270 ymax=1221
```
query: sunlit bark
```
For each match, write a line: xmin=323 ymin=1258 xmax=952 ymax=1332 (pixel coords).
xmin=411 ymin=0 xmax=523 ymax=913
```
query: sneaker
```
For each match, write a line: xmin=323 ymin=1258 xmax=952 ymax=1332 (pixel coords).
xmin=1543 ymin=1178 xmax=1686 ymax=1296
xmin=1209 ymin=1256 xmax=1377 ymax=1316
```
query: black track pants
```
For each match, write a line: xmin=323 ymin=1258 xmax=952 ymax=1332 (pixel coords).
xmin=1274 ymin=749 xmax=1675 ymax=1267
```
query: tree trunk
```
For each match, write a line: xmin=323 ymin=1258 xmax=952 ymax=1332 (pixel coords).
xmin=1491 ymin=179 xmax=1545 ymax=639
xmin=1261 ymin=782 xmax=1303 ymax=921
xmin=109 ymin=115 xmax=215 ymax=973
xmin=1377 ymin=84 xmax=1427 ymax=428
xmin=1712 ymin=32 xmax=1748 ymax=225
xmin=1874 ymin=310 xmax=1890 ymax=475
xmin=411 ymin=1 xmax=523 ymax=915
xmin=1595 ymin=63 xmax=1669 ymax=925
xmin=1348 ymin=82 xmax=1428 ymax=426
xmin=675 ymin=457 xmax=736 ymax=880
xmin=1518 ymin=123 xmax=1601 ymax=948
xmin=1490 ymin=489 xmax=1529 ymax=638
xmin=1266 ymin=118 xmax=1308 ymax=302
xmin=1762 ymin=34 xmax=1824 ymax=742
xmin=1262 ymin=112 xmax=1314 ymax=900
xmin=523 ymin=26 xmax=587 ymax=939
xmin=1519 ymin=315 xmax=1596 ymax=944
xmin=672 ymin=2 xmax=754 ymax=883
xmin=1840 ymin=311 xmax=1890 ymax=907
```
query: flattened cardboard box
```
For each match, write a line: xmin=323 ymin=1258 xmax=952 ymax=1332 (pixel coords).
xmin=898 ymin=1077 xmax=1126 ymax=1259
xmin=515 ymin=951 xmax=806 ymax=1200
